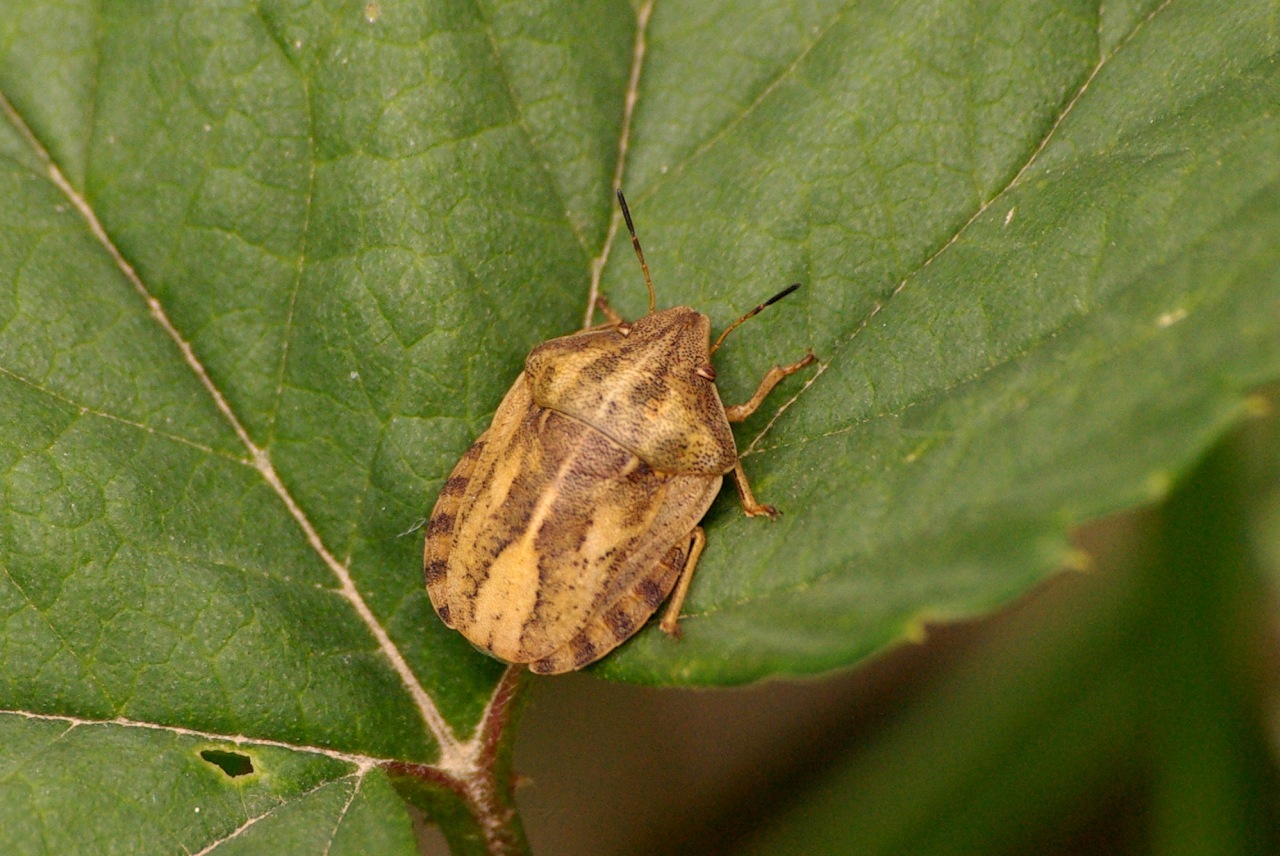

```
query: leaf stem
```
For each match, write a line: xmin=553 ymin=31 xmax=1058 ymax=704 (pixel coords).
xmin=387 ymin=665 xmax=532 ymax=854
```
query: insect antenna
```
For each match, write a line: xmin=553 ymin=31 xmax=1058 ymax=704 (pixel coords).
xmin=616 ymin=189 xmax=656 ymax=314
xmin=709 ymin=283 xmax=801 ymax=356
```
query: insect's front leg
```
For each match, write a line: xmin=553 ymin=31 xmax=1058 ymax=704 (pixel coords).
xmin=724 ymin=351 xmax=815 ymax=518
xmin=589 ymin=294 xmax=627 ymax=327
xmin=659 ymin=527 xmax=707 ymax=638
xmin=724 ymin=351 xmax=816 ymax=422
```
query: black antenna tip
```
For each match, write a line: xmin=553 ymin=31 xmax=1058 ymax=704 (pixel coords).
xmin=763 ymin=283 xmax=801 ymax=308
xmin=616 ymin=189 xmax=636 ymax=231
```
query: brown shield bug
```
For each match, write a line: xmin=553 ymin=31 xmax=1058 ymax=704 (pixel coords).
xmin=425 ymin=191 xmax=814 ymax=674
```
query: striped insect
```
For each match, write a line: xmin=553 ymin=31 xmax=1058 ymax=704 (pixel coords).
xmin=425 ymin=191 xmax=814 ymax=674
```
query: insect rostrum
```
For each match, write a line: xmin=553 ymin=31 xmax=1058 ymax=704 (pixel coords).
xmin=425 ymin=192 xmax=815 ymax=674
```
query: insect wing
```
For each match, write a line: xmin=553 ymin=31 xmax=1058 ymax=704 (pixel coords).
xmin=424 ymin=375 xmax=535 ymax=627
xmin=441 ymin=396 xmax=720 ymax=663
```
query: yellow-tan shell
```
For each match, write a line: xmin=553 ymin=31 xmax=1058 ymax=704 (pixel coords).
xmin=524 ymin=307 xmax=737 ymax=475
xmin=424 ymin=372 xmax=721 ymax=673
xmin=425 ymin=186 xmax=816 ymax=674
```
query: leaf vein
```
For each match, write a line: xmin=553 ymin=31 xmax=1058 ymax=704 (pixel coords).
xmin=0 ymin=564 xmax=118 ymax=713
xmin=0 ymin=365 xmax=251 ymax=464
xmin=0 ymin=87 xmax=465 ymax=764
xmin=0 ymin=708 xmax=382 ymax=767
xmin=253 ymin=8 xmax=318 ymax=448
xmin=743 ymin=0 xmax=1177 ymax=455
xmin=320 ymin=774 xmax=364 ymax=856
xmin=471 ymin=0 xmax=590 ymax=255
xmin=583 ymin=0 xmax=654 ymax=328
xmin=625 ymin=0 xmax=850 ymax=211
xmin=191 ymin=773 xmax=365 ymax=856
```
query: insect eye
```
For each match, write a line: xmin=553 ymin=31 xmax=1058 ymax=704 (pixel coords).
xmin=616 ymin=323 xmax=632 ymax=337
xmin=694 ymin=364 xmax=716 ymax=381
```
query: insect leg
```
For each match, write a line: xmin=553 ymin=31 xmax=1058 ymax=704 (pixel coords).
xmin=528 ymin=536 xmax=689 ymax=674
xmin=730 ymin=460 xmax=780 ymax=519
xmin=724 ymin=351 xmax=816 ymax=422
xmin=659 ymin=527 xmax=707 ymax=638
xmin=591 ymin=294 xmax=627 ymax=327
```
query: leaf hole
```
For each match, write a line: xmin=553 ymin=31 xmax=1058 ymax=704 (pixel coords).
xmin=200 ymin=748 xmax=255 ymax=778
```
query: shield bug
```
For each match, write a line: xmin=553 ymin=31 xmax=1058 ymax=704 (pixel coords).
xmin=425 ymin=191 xmax=815 ymax=674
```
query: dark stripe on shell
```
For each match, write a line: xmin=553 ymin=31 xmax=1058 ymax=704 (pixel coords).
xmin=604 ymin=604 xmax=635 ymax=640
xmin=440 ymin=476 xmax=469 ymax=497
xmin=582 ymin=348 xmax=623 ymax=382
xmin=636 ymin=577 xmax=665 ymax=609
xmin=571 ymin=636 xmax=599 ymax=668
xmin=424 ymin=558 xmax=448 ymax=584
xmin=426 ymin=513 xmax=455 ymax=538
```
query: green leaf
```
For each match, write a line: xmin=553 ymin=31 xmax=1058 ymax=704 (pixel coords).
xmin=0 ymin=0 xmax=1277 ymax=848
xmin=597 ymin=0 xmax=1280 ymax=681
xmin=0 ymin=714 xmax=416 ymax=854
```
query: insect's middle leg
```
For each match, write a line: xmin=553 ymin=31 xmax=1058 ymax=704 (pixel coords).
xmin=722 ymin=352 xmax=815 ymax=519
xmin=730 ymin=460 xmax=781 ymax=519
xmin=659 ymin=527 xmax=707 ymax=639
xmin=724 ymin=351 xmax=816 ymax=422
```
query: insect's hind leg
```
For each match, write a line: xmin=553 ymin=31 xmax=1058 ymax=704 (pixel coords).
xmin=659 ymin=527 xmax=706 ymax=638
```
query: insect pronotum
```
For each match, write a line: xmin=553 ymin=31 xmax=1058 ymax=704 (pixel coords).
xmin=425 ymin=191 xmax=815 ymax=674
